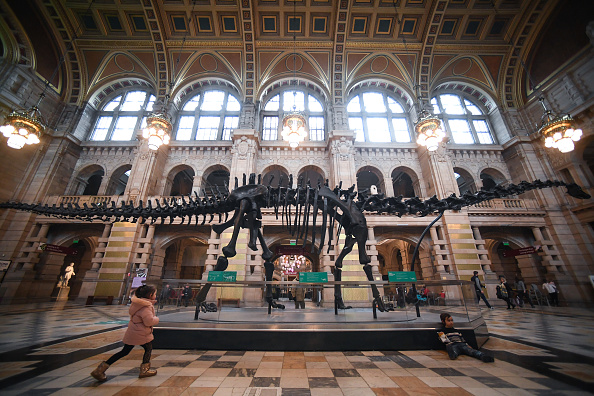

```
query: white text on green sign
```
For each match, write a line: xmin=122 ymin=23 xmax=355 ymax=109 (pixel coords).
xmin=388 ymin=271 xmax=417 ymax=282
xmin=208 ymin=271 xmax=237 ymax=282
xmin=299 ymin=272 xmax=328 ymax=283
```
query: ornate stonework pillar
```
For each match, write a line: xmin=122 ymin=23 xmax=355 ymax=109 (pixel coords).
xmin=230 ymin=129 xmax=259 ymax=185
xmin=327 ymin=130 xmax=356 ymax=188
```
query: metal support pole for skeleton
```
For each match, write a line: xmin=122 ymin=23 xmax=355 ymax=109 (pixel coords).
xmin=410 ymin=211 xmax=444 ymax=318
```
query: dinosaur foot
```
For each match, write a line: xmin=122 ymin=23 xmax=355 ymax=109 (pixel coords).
xmin=335 ymin=298 xmax=352 ymax=310
xmin=373 ymin=297 xmax=387 ymax=312
xmin=266 ymin=298 xmax=285 ymax=309
xmin=199 ymin=302 xmax=218 ymax=313
xmin=222 ymin=246 xmax=236 ymax=258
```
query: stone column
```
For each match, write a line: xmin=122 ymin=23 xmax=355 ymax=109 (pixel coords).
xmin=472 ymin=226 xmax=492 ymax=272
xmin=327 ymin=130 xmax=357 ymax=188
xmin=229 ymin=129 xmax=259 ymax=185
xmin=78 ymin=222 xmax=113 ymax=302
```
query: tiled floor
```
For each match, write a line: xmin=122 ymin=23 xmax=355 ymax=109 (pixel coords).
xmin=0 ymin=303 xmax=592 ymax=396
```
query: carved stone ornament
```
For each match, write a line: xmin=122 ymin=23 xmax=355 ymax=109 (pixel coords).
xmin=232 ymin=136 xmax=255 ymax=161
xmin=331 ymin=137 xmax=353 ymax=161
xmin=432 ymin=141 xmax=450 ymax=163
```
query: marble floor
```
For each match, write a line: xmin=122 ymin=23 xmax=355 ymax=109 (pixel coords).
xmin=0 ymin=302 xmax=592 ymax=395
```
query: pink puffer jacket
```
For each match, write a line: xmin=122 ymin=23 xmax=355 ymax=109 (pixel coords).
xmin=122 ymin=296 xmax=160 ymax=345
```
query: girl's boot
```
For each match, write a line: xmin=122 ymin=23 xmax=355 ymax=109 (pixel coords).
xmin=139 ymin=362 xmax=157 ymax=378
xmin=90 ymin=361 xmax=110 ymax=381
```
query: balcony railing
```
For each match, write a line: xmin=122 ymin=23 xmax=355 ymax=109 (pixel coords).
xmin=469 ymin=198 xmax=541 ymax=211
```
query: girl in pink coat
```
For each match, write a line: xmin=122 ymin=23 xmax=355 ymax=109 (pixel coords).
xmin=91 ymin=284 xmax=160 ymax=381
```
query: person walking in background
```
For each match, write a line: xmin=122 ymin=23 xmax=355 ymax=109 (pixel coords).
xmin=497 ymin=276 xmax=516 ymax=309
xmin=181 ymin=284 xmax=192 ymax=307
xmin=471 ymin=271 xmax=493 ymax=309
xmin=438 ymin=313 xmax=494 ymax=362
xmin=294 ymin=285 xmax=305 ymax=309
xmin=91 ymin=284 xmax=160 ymax=381
xmin=543 ymin=280 xmax=559 ymax=306
xmin=159 ymin=283 xmax=172 ymax=309
xmin=515 ymin=277 xmax=534 ymax=308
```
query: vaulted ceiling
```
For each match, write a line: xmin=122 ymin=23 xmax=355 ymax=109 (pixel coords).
xmin=1 ymin=0 xmax=591 ymax=110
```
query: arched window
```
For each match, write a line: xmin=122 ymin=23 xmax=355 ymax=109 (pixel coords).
xmin=261 ymin=89 xmax=326 ymax=142
xmin=431 ymin=93 xmax=495 ymax=145
xmin=90 ymin=91 xmax=155 ymax=141
xmin=347 ymin=92 xmax=412 ymax=143
xmin=175 ymin=90 xmax=241 ymax=141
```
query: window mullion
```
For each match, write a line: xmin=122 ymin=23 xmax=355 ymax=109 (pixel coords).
xmin=362 ymin=114 xmax=369 ymax=142
xmin=106 ymin=115 xmax=118 ymax=140
xmin=192 ymin=111 xmax=200 ymax=140
xmin=468 ymin=115 xmax=479 ymax=143
xmin=218 ymin=115 xmax=224 ymax=140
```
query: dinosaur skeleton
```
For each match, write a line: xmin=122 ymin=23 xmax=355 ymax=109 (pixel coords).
xmin=0 ymin=176 xmax=590 ymax=313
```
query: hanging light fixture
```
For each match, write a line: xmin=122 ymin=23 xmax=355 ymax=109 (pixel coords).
xmin=142 ymin=97 xmax=172 ymax=150
xmin=281 ymin=0 xmax=307 ymax=149
xmin=414 ymin=86 xmax=444 ymax=151
xmin=1 ymin=1 xmax=97 ymax=150
xmin=142 ymin=1 xmax=198 ymax=150
xmin=281 ymin=111 xmax=307 ymax=148
xmin=0 ymin=96 xmax=44 ymax=149
xmin=538 ymin=97 xmax=582 ymax=154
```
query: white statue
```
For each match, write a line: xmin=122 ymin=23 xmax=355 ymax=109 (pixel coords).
xmin=62 ymin=263 xmax=75 ymax=287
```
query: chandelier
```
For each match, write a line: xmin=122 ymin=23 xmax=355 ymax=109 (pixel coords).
xmin=0 ymin=103 xmax=44 ymax=149
xmin=142 ymin=109 xmax=171 ymax=150
xmin=414 ymin=86 xmax=444 ymax=151
xmin=538 ymin=97 xmax=582 ymax=153
xmin=281 ymin=110 xmax=307 ymax=148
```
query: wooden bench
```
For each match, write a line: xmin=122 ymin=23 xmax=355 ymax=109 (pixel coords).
xmin=217 ymin=298 xmax=240 ymax=309
xmin=86 ymin=296 xmax=114 ymax=305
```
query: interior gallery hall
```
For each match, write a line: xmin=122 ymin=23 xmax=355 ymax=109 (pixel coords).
xmin=0 ymin=0 xmax=593 ymax=395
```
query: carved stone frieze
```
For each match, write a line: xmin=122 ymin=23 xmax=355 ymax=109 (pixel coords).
xmin=76 ymin=146 xmax=137 ymax=175
xmin=354 ymin=148 xmax=422 ymax=178
xmin=256 ymin=150 xmax=330 ymax=176
xmin=330 ymin=137 xmax=354 ymax=161
xmin=231 ymin=135 xmax=257 ymax=160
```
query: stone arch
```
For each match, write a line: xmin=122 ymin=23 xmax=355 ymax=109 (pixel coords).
xmin=258 ymin=77 xmax=330 ymax=109
xmin=482 ymin=229 xmax=546 ymax=288
xmin=431 ymin=80 xmax=497 ymax=114
xmin=346 ymin=79 xmax=415 ymax=110
xmin=105 ymin=164 xmax=132 ymax=196
xmin=86 ymin=78 xmax=156 ymax=109
xmin=151 ymin=233 xmax=210 ymax=282
xmin=202 ymin=164 xmax=230 ymax=194
xmin=174 ymin=77 xmax=243 ymax=108
xmin=68 ymin=164 xmax=105 ymax=196
xmin=297 ymin=165 xmax=325 ymax=187
xmin=479 ymin=167 xmax=508 ymax=190
xmin=262 ymin=164 xmax=290 ymax=187
xmin=453 ymin=167 xmax=476 ymax=195
xmin=375 ymin=234 xmax=433 ymax=281
xmin=34 ymin=225 xmax=103 ymax=302
xmin=356 ymin=165 xmax=385 ymax=195
xmin=164 ymin=165 xmax=196 ymax=197
xmin=391 ymin=166 xmax=420 ymax=197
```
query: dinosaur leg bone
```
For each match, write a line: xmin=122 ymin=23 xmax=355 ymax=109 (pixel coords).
xmin=222 ymin=199 xmax=249 ymax=258
xmin=363 ymin=264 xmax=385 ymax=312
xmin=334 ymin=234 xmax=355 ymax=310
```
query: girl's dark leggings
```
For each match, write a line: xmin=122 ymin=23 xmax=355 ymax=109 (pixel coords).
xmin=106 ymin=342 xmax=152 ymax=365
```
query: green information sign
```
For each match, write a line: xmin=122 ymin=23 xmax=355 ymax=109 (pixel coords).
xmin=299 ymin=272 xmax=328 ymax=283
xmin=208 ymin=271 xmax=237 ymax=282
xmin=388 ymin=271 xmax=417 ymax=283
